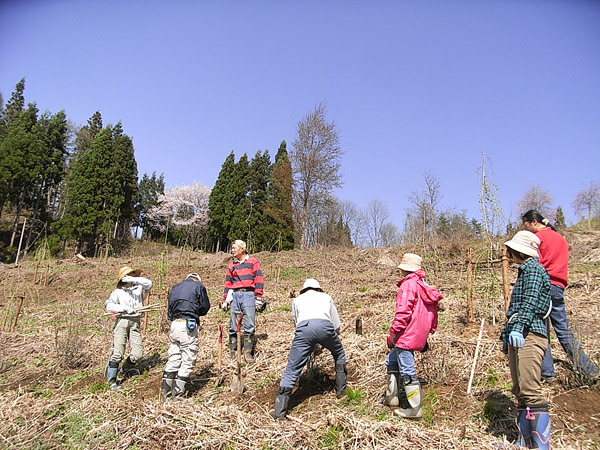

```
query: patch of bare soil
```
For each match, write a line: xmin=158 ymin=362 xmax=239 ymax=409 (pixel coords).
xmin=1 ymin=232 xmax=599 ymax=449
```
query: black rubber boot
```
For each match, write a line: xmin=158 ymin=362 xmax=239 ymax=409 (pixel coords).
xmin=120 ymin=356 xmax=139 ymax=377
xmin=270 ymin=387 xmax=292 ymax=419
xmin=172 ymin=376 xmax=189 ymax=399
xmin=243 ymin=334 xmax=255 ymax=364
xmin=335 ymin=363 xmax=347 ymax=398
xmin=229 ymin=336 xmax=237 ymax=362
xmin=160 ymin=371 xmax=177 ymax=399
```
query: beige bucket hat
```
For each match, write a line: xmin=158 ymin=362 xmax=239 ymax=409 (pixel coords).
xmin=397 ymin=253 xmax=423 ymax=272
xmin=505 ymin=230 xmax=540 ymax=258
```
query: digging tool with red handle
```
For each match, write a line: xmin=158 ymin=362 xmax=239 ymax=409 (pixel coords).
xmin=230 ymin=312 xmax=244 ymax=393
xmin=214 ymin=324 xmax=225 ymax=387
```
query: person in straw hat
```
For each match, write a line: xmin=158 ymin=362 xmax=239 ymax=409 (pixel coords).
xmin=104 ymin=266 xmax=152 ymax=391
xmin=270 ymin=278 xmax=347 ymax=420
xmin=501 ymin=230 xmax=552 ymax=449
xmin=385 ymin=253 xmax=442 ymax=419
xmin=160 ymin=273 xmax=210 ymax=399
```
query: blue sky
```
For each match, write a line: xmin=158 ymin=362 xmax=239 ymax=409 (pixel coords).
xmin=1 ymin=0 xmax=599 ymax=228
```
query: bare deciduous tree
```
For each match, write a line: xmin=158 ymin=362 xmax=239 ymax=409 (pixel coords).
xmin=573 ymin=181 xmax=600 ymax=229
xmin=405 ymin=171 xmax=442 ymax=246
xmin=363 ymin=198 xmax=390 ymax=248
xmin=290 ymin=102 xmax=343 ymax=248
xmin=518 ymin=185 xmax=554 ymax=220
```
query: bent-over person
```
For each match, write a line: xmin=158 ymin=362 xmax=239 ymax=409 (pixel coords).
xmin=270 ymin=278 xmax=347 ymax=420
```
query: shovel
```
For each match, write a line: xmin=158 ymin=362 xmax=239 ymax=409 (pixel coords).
xmin=214 ymin=324 xmax=225 ymax=387
xmin=230 ymin=312 xmax=244 ymax=393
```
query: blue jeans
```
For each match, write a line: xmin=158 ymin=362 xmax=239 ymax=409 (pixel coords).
xmin=385 ymin=347 xmax=416 ymax=376
xmin=542 ymin=285 xmax=598 ymax=377
xmin=280 ymin=319 xmax=346 ymax=390
xmin=229 ymin=291 xmax=256 ymax=337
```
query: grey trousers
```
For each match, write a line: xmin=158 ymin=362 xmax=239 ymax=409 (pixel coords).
xmin=280 ymin=319 xmax=346 ymax=390
xmin=111 ymin=317 xmax=143 ymax=364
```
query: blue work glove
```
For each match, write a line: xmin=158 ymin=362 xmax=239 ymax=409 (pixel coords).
xmin=509 ymin=331 xmax=525 ymax=348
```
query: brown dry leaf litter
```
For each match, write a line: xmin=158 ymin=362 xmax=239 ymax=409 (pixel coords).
xmin=1 ymin=232 xmax=599 ymax=449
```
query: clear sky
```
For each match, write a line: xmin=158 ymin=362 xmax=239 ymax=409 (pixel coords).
xmin=1 ymin=0 xmax=599 ymax=229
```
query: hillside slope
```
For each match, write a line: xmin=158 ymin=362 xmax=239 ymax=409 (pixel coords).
xmin=1 ymin=233 xmax=599 ymax=449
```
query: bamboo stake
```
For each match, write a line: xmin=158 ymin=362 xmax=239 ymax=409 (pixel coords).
xmin=15 ymin=219 xmax=26 ymax=265
xmin=502 ymin=246 xmax=511 ymax=312
xmin=10 ymin=296 xmax=25 ymax=332
xmin=177 ymin=245 xmax=184 ymax=266
xmin=467 ymin=317 xmax=485 ymax=394
xmin=276 ymin=266 xmax=281 ymax=284
xmin=44 ymin=263 xmax=50 ymax=286
xmin=34 ymin=260 xmax=40 ymax=284
xmin=142 ymin=291 xmax=150 ymax=334
xmin=466 ymin=249 xmax=474 ymax=324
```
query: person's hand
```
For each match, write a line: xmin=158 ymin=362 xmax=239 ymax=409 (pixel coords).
xmin=509 ymin=331 xmax=525 ymax=348
xmin=220 ymin=300 xmax=230 ymax=311
xmin=386 ymin=333 xmax=395 ymax=349
xmin=255 ymin=298 xmax=266 ymax=313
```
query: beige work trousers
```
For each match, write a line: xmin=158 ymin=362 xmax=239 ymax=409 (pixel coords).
xmin=111 ymin=317 xmax=143 ymax=363
xmin=165 ymin=320 xmax=199 ymax=378
xmin=508 ymin=331 xmax=546 ymax=405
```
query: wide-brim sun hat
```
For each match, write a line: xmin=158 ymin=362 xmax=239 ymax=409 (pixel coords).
xmin=397 ymin=253 xmax=422 ymax=272
xmin=300 ymin=278 xmax=322 ymax=294
xmin=117 ymin=266 xmax=141 ymax=284
xmin=505 ymin=230 xmax=540 ymax=258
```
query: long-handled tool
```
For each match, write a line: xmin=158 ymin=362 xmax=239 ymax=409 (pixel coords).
xmin=230 ymin=312 xmax=244 ymax=393
xmin=214 ymin=324 xmax=225 ymax=387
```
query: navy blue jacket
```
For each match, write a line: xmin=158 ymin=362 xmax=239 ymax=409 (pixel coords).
xmin=167 ymin=279 xmax=210 ymax=322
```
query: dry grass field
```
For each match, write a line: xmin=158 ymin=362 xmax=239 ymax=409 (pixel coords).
xmin=1 ymin=230 xmax=599 ymax=449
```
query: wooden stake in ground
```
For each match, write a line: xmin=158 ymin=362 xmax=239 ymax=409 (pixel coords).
xmin=142 ymin=291 xmax=151 ymax=334
xmin=467 ymin=317 xmax=485 ymax=394
xmin=10 ymin=296 xmax=25 ymax=332
xmin=465 ymin=249 xmax=474 ymax=324
xmin=501 ymin=246 xmax=511 ymax=312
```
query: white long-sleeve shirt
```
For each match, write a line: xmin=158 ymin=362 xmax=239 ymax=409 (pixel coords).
xmin=105 ymin=276 xmax=152 ymax=318
xmin=292 ymin=289 xmax=341 ymax=330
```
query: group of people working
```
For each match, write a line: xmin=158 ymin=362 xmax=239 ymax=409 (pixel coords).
xmin=103 ymin=212 xmax=597 ymax=448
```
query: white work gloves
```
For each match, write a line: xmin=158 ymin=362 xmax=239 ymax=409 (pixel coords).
xmin=255 ymin=298 xmax=266 ymax=313
xmin=220 ymin=290 xmax=233 ymax=311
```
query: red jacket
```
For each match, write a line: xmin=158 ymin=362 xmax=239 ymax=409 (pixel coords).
xmin=388 ymin=269 xmax=442 ymax=351
xmin=536 ymin=227 xmax=569 ymax=288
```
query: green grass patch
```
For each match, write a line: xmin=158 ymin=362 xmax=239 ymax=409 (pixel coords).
xmin=340 ymin=387 xmax=366 ymax=407
xmin=275 ymin=305 xmax=292 ymax=312
xmin=318 ymin=425 xmax=342 ymax=448
xmin=421 ymin=388 xmax=439 ymax=426
xmin=278 ymin=267 xmax=311 ymax=281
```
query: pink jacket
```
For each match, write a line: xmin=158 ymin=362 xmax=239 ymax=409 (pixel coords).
xmin=388 ymin=269 xmax=442 ymax=351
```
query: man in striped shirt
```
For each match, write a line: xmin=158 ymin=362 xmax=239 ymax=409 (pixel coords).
xmin=222 ymin=239 xmax=264 ymax=363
